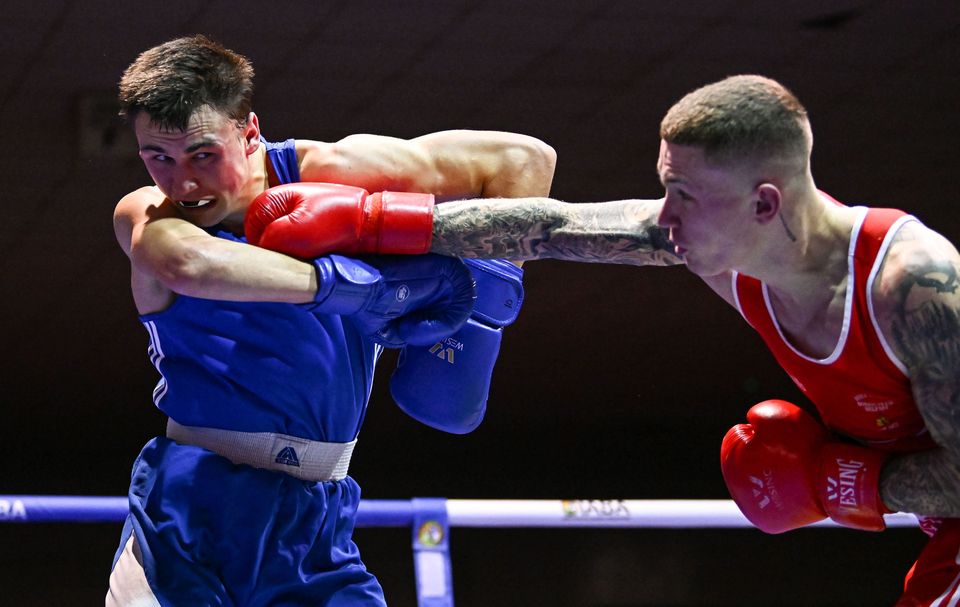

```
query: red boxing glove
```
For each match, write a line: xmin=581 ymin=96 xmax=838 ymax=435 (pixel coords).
xmin=244 ymin=182 xmax=435 ymax=258
xmin=720 ymin=399 xmax=891 ymax=534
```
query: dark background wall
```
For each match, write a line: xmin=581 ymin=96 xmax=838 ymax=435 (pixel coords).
xmin=1 ymin=1 xmax=957 ymax=605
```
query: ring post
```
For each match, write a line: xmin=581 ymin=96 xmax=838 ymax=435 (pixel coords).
xmin=411 ymin=497 xmax=454 ymax=607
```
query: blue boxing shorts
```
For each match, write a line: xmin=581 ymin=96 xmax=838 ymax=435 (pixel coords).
xmin=108 ymin=437 xmax=386 ymax=606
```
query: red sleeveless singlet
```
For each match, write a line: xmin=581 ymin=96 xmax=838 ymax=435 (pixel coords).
xmin=734 ymin=204 xmax=932 ymax=452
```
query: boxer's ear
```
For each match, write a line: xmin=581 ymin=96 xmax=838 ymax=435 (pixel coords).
xmin=754 ymin=183 xmax=781 ymax=224
xmin=243 ymin=112 xmax=261 ymax=155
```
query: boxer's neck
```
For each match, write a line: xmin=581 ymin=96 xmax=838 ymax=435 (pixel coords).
xmin=760 ymin=196 xmax=860 ymax=358
xmin=220 ymin=143 xmax=269 ymax=235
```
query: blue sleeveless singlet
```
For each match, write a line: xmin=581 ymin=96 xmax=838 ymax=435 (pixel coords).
xmin=138 ymin=138 xmax=381 ymax=442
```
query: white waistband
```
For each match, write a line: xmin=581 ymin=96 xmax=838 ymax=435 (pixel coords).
xmin=166 ymin=419 xmax=356 ymax=482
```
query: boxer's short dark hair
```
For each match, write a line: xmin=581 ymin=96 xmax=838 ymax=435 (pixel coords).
xmin=660 ymin=75 xmax=811 ymax=168
xmin=118 ymin=34 xmax=254 ymax=130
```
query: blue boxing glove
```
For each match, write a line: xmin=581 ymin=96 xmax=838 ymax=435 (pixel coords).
xmin=389 ymin=259 xmax=523 ymax=433
xmin=309 ymin=253 xmax=476 ymax=347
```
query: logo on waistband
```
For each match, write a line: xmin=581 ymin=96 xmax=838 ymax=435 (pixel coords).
xmin=275 ymin=446 xmax=301 ymax=467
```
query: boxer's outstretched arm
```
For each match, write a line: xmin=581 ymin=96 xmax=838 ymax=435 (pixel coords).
xmin=430 ymin=197 xmax=681 ymax=267
xmin=876 ymin=222 xmax=960 ymax=516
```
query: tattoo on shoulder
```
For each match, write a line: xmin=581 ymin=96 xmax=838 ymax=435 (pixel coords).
xmin=890 ymin=254 xmax=960 ymax=432
xmin=891 ymin=260 xmax=960 ymax=375
xmin=431 ymin=198 xmax=682 ymax=266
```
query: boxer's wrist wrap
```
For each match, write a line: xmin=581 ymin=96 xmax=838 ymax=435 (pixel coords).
xmin=463 ymin=258 xmax=524 ymax=327
xmin=310 ymin=255 xmax=379 ymax=314
xmin=373 ymin=191 xmax=435 ymax=254
xmin=818 ymin=442 xmax=891 ymax=531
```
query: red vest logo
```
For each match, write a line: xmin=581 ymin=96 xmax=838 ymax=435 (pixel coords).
xmin=853 ymin=393 xmax=894 ymax=413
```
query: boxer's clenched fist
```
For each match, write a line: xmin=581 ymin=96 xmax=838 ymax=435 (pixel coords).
xmin=245 ymin=182 xmax=435 ymax=258
xmin=721 ymin=399 xmax=891 ymax=533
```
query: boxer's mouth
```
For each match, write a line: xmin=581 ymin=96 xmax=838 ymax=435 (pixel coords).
xmin=178 ymin=198 xmax=215 ymax=208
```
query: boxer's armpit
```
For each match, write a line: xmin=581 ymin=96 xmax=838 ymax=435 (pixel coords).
xmin=431 ymin=198 xmax=682 ymax=266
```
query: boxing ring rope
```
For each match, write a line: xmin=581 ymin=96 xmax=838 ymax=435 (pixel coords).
xmin=0 ymin=495 xmax=919 ymax=606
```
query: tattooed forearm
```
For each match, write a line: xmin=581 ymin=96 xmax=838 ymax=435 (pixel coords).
xmin=430 ymin=197 xmax=682 ymax=266
xmin=881 ymin=451 xmax=960 ymax=516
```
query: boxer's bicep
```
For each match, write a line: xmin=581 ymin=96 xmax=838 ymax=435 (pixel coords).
xmin=875 ymin=225 xmax=960 ymax=513
xmin=298 ymin=131 xmax=555 ymax=199
xmin=875 ymin=224 xmax=960 ymax=454
xmin=298 ymin=135 xmax=433 ymax=192
xmin=890 ymin=260 xmax=960 ymax=455
xmin=410 ymin=130 xmax=556 ymax=198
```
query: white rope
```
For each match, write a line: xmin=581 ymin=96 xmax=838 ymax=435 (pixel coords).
xmin=0 ymin=495 xmax=921 ymax=528
xmin=443 ymin=499 xmax=920 ymax=528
